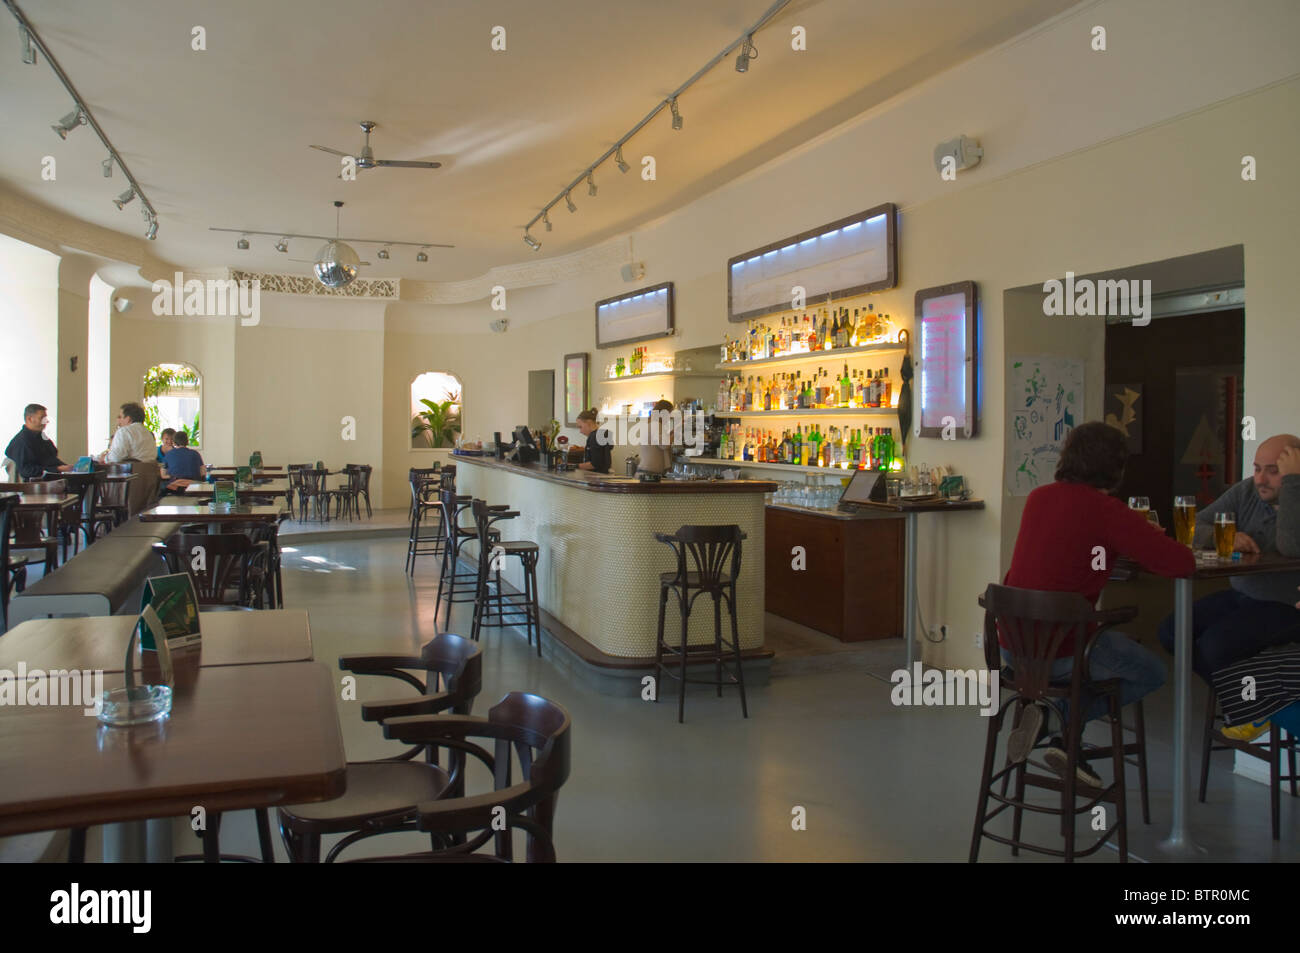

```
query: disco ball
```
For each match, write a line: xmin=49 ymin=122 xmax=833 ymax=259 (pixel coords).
xmin=313 ymin=240 xmax=360 ymax=288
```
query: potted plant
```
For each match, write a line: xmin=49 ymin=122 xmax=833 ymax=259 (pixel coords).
xmin=411 ymin=396 xmax=462 ymax=448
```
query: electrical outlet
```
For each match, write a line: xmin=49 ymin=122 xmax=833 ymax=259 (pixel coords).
xmin=928 ymin=624 xmax=941 ymax=639
xmin=974 ymin=632 xmax=983 ymax=649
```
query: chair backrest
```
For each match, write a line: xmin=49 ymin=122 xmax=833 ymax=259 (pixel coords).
xmin=355 ymin=465 xmax=372 ymax=493
xmin=440 ymin=486 xmax=468 ymax=535
xmin=0 ymin=480 xmax=64 ymax=494
xmin=980 ymin=583 xmax=1098 ymax=701
xmin=0 ymin=494 xmax=17 ymax=627
xmin=668 ymin=524 xmax=744 ymax=590
xmin=160 ymin=532 xmax=257 ymax=605
xmin=487 ymin=692 xmax=571 ymax=861
xmin=299 ymin=469 xmax=326 ymax=493
xmin=106 ymin=462 xmax=132 ymax=475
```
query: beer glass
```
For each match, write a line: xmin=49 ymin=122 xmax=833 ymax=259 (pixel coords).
xmin=1174 ymin=495 xmax=1197 ymax=547
xmin=1128 ymin=496 xmax=1150 ymax=515
xmin=1214 ymin=512 xmax=1237 ymax=558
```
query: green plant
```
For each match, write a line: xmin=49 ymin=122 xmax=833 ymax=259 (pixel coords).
xmin=183 ymin=411 xmax=201 ymax=448
xmin=411 ymin=398 xmax=461 ymax=448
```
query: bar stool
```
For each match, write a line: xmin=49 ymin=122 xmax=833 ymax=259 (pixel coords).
xmin=469 ymin=498 xmax=543 ymax=657
xmin=405 ymin=465 xmax=442 ymax=574
xmin=653 ymin=524 xmax=749 ymax=723
xmin=969 ymin=584 xmax=1138 ymax=862
xmin=434 ymin=485 xmax=502 ymax=617
xmin=1199 ymin=696 xmax=1298 ymax=841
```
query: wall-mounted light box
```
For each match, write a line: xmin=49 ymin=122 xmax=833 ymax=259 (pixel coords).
xmin=915 ymin=281 xmax=978 ymax=438
xmin=595 ymin=282 xmax=675 ymax=349
xmin=727 ymin=203 xmax=897 ymax=323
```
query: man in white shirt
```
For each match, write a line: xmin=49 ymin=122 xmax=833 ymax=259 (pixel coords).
xmin=98 ymin=402 xmax=157 ymax=464
xmin=97 ymin=402 xmax=160 ymax=515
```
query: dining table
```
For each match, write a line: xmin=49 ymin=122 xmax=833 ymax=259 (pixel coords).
xmin=1155 ymin=549 xmax=1300 ymax=856
xmin=138 ymin=502 xmax=286 ymax=523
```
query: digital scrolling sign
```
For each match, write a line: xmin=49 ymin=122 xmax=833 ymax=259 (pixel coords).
xmin=916 ymin=281 xmax=978 ymax=439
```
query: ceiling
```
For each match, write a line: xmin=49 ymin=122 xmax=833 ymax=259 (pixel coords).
xmin=0 ymin=0 xmax=1078 ymax=284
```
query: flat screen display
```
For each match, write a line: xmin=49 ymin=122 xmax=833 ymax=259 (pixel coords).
xmin=916 ymin=282 xmax=978 ymax=438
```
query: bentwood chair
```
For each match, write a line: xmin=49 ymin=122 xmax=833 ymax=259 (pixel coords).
xmin=0 ymin=494 xmax=19 ymax=630
xmin=185 ymin=516 xmax=287 ymax=609
xmin=278 ymin=634 xmax=483 ymax=862
xmin=654 ymin=524 xmax=750 ymax=723
xmin=297 ymin=468 xmax=333 ymax=522
xmin=435 ymin=486 xmax=502 ymax=617
xmin=1 ymin=479 xmax=67 ymax=576
xmin=405 ymin=465 xmax=443 ymax=573
xmin=154 ymin=533 xmax=268 ymax=608
xmin=348 ymin=692 xmax=572 ymax=863
xmin=342 ymin=464 xmax=373 ymax=519
xmin=970 ymin=584 xmax=1142 ymax=863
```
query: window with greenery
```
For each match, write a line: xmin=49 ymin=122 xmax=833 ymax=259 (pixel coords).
xmin=411 ymin=372 xmax=462 ymax=448
xmin=143 ymin=363 xmax=201 ymax=448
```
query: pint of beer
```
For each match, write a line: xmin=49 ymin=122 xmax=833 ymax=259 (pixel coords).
xmin=1214 ymin=512 xmax=1236 ymax=558
xmin=1174 ymin=496 xmax=1197 ymax=547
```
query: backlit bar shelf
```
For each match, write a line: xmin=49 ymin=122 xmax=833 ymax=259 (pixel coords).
xmin=718 ymin=407 xmax=898 ymax=418
xmin=715 ymin=340 xmax=904 ymax=372
xmin=691 ymin=457 xmax=896 ymax=476
xmin=599 ymin=372 xmax=721 ymax=384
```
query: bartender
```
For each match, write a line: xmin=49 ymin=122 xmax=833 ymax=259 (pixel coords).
xmin=636 ymin=399 xmax=677 ymax=476
xmin=576 ymin=408 xmax=613 ymax=474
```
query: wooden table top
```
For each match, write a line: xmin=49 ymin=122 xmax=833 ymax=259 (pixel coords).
xmin=104 ymin=473 xmax=138 ymax=482
xmin=13 ymin=493 xmax=78 ymax=509
xmin=1113 ymin=551 xmax=1300 ymax=580
xmin=138 ymin=503 xmax=286 ymax=522
xmin=857 ymin=497 xmax=987 ymax=513
xmin=182 ymin=482 xmax=288 ymax=494
xmin=0 ymin=661 xmax=346 ymax=836
xmin=0 ymin=609 xmax=313 ymax=674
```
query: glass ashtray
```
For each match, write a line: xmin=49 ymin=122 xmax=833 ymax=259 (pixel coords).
xmin=97 ymin=685 xmax=173 ymax=727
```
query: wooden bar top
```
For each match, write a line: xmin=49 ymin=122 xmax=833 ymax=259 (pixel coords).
xmin=0 ymin=661 xmax=346 ymax=836
xmin=766 ymin=498 xmax=986 ymax=520
xmin=453 ymin=453 xmax=777 ymax=494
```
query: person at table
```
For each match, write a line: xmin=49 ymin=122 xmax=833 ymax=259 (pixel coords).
xmin=636 ymin=399 xmax=677 ymax=476
xmin=575 ymin=408 xmax=613 ymax=474
xmin=5 ymin=403 xmax=73 ymax=479
xmin=1003 ymin=421 xmax=1195 ymax=787
xmin=1205 ymin=444 xmax=1300 ymax=740
xmin=97 ymin=402 xmax=159 ymax=516
xmin=161 ymin=430 xmax=205 ymax=492
xmin=156 ymin=428 xmax=176 ymax=465
xmin=1157 ymin=434 xmax=1300 ymax=687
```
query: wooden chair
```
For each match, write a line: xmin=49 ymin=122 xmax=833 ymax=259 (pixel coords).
xmin=95 ymin=467 xmax=130 ymax=530
xmin=278 ymin=633 xmax=484 ymax=862
xmin=1199 ymin=686 xmax=1299 ymax=841
xmin=654 ymin=524 xmax=749 ymax=723
xmin=469 ymin=498 xmax=542 ymax=656
xmin=297 ymin=468 xmax=333 ymax=522
xmin=0 ymin=494 xmax=20 ymax=630
xmin=0 ymin=479 xmax=67 ymax=576
xmin=435 ymin=486 xmax=502 ymax=616
xmin=347 ymin=692 xmax=571 ymax=863
xmin=969 ymin=584 xmax=1142 ymax=862
xmin=153 ymin=532 xmax=268 ymax=608
xmin=405 ymin=465 xmax=443 ymax=573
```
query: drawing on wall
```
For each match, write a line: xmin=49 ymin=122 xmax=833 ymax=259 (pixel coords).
xmin=1174 ymin=366 xmax=1242 ymax=506
xmin=1104 ymin=382 xmax=1143 ymax=453
xmin=1007 ymin=355 xmax=1084 ymax=497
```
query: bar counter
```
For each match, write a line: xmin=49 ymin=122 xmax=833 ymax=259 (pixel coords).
xmin=451 ymin=455 xmax=777 ymax=672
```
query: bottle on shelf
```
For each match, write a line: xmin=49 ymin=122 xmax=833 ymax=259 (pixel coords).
xmin=881 ymin=368 xmax=891 ymax=407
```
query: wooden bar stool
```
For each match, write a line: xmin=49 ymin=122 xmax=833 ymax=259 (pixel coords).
xmin=434 ymin=485 xmax=502 ymax=617
xmin=1199 ymin=695 xmax=1298 ymax=841
xmin=969 ymin=584 xmax=1138 ymax=862
xmin=405 ymin=465 xmax=442 ymax=574
xmin=469 ymin=498 xmax=543 ymax=657
xmin=653 ymin=524 xmax=749 ymax=723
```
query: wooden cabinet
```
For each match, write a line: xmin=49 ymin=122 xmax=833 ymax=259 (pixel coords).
xmin=764 ymin=505 xmax=903 ymax=641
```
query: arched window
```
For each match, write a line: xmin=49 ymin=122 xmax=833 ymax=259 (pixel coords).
xmin=411 ymin=372 xmax=462 ymax=449
xmin=143 ymin=362 xmax=201 ymax=448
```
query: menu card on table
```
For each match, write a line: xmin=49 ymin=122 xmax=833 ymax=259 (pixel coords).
xmin=139 ymin=573 xmax=202 ymax=650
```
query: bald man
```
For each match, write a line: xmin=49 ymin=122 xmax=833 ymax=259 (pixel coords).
xmin=1158 ymin=434 xmax=1300 ymax=683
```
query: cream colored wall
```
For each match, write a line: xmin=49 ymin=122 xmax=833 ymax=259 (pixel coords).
xmin=0 ymin=235 xmax=59 ymax=447
xmin=56 ymin=286 xmax=89 ymax=458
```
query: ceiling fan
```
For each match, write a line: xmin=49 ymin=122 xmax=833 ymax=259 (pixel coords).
xmin=310 ymin=121 xmax=442 ymax=172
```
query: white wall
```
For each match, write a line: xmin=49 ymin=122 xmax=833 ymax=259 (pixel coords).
xmin=0 ymin=233 xmax=60 ymax=446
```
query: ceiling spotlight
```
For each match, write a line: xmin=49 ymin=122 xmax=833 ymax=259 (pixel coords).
xmin=52 ymin=108 xmax=86 ymax=140
xmin=416 ymin=247 xmax=429 ymax=262
xmin=524 ymin=232 xmax=540 ymax=251
xmin=20 ymin=26 xmax=36 ymax=65
xmin=670 ymin=97 xmax=682 ymax=131
xmin=236 ymin=235 xmax=249 ymax=250
xmin=542 ymin=210 xmax=552 ymax=232
xmin=275 ymin=237 xmax=289 ymax=253
xmin=101 ymin=157 xmax=113 ymax=178
xmin=586 ymin=171 xmax=597 ymax=197
xmin=145 ymin=219 xmax=158 ymax=241
xmin=735 ymin=35 xmax=758 ymax=73
xmin=565 ymin=191 xmax=576 ymax=213
xmin=377 ymin=246 xmax=391 ymax=260
xmin=615 ymin=145 xmax=629 ymax=174
xmin=113 ymin=188 xmax=135 ymax=209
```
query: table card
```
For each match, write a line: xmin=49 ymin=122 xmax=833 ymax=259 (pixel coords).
xmin=139 ymin=573 xmax=201 ymax=650
xmin=213 ymin=480 xmax=237 ymax=506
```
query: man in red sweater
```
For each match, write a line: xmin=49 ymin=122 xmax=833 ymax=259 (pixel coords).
xmin=1004 ymin=422 xmax=1195 ymax=785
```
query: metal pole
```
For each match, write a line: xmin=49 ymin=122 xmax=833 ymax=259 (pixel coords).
xmin=904 ymin=511 xmax=918 ymax=673
xmin=1158 ymin=575 xmax=1205 ymax=857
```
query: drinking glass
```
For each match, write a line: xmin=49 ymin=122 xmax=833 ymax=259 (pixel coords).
xmin=1173 ymin=496 xmax=1197 ymax=547
xmin=1128 ymin=496 xmax=1150 ymax=514
xmin=1214 ymin=512 xmax=1236 ymax=559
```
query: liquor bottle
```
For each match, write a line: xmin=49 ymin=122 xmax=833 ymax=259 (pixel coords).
xmin=881 ymin=368 xmax=891 ymax=408
xmin=792 ymin=425 xmax=802 ymax=466
xmin=849 ymin=309 xmax=859 ymax=347
xmin=829 ymin=310 xmax=840 ymax=351
xmin=865 ymin=303 xmax=876 ymax=341
xmin=820 ymin=310 xmax=831 ymax=350
xmin=873 ymin=368 xmax=884 ymax=408
xmin=807 ymin=315 xmax=818 ymax=352
xmin=882 ymin=427 xmax=895 ymax=471
xmin=839 ymin=363 xmax=851 ymax=407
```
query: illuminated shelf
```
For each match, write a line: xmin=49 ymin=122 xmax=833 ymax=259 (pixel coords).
xmin=691 ymin=457 xmax=896 ymax=476
xmin=715 ymin=340 xmax=904 ymax=372
xmin=599 ymin=372 xmax=721 ymax=384
xmin=717 ymin=407 xmax=898 ymax=418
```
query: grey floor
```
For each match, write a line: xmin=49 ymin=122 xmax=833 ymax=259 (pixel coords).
xmin=65 ymin=534 xmax=1300 ymax=862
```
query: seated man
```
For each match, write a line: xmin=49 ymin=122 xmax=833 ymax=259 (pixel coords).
xmin=1208 ymin=444 xmax=1300 ymax=740
xmin=5 ymin=403 xmax=73 ymax=479
xmin=156 ymin=428 xmax=176 ymax=465
xmin=1003 ymin=422 xmax=1195 ymax=786
xmin=1157 ymin=434 xmax=1300 ymax=688
xmin=97 ymin=402 xmax=159 ymax=515
xmin=163 ymin=431 xmax=204 ymax=491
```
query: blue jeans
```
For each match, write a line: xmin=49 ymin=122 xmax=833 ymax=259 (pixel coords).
xmin=1003 ymin=630 xmax=1166 ymax=729
xmin=1158 ymin=588 xmax=1300 ymax=684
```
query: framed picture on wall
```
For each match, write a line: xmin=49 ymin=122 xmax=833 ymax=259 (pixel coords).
xmin=564 ymin=353 xmax=589 ymax=426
